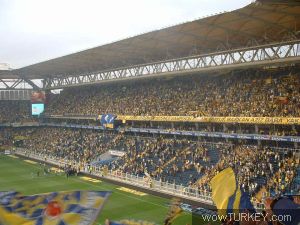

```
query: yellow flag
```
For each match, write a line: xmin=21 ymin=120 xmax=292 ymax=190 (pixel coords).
xmin=210 ymin=167 xmax=236 ymax=216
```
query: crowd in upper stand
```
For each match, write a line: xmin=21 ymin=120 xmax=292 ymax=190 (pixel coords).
xmin=0 ymin=100 xmax=31 ymax=123
xmin=0 ymin=70 xmax=299 ymax=132
xmin=2 ymin=127 xmax=299 ymax=202
xmin=46 ymin=69 xmax=300 ymax=117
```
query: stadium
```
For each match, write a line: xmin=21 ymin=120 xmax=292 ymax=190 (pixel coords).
xmin=0 ymin=0 xmax=300 ymax=224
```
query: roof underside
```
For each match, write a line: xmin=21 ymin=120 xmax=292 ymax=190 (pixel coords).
xmin=2 ymin=0 xmax=300 ymax=79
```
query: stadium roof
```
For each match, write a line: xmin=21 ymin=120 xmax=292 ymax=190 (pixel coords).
xmin=2 ymin=0 xmax=300 ymax=79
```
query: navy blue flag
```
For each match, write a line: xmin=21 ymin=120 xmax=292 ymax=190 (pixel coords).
xmin=100 ymin=114 xmax=116 ymax=125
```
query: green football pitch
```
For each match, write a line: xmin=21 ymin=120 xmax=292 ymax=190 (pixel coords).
xmin=0 ymin=154 xmax=198 ymax=225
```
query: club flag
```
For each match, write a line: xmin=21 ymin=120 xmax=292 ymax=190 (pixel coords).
xmin=0 ymin=191 xmax=111 ymax=225
xmin=210 ymin=167 xmax=255 ymax=216
xmin=101 ymin=114 xmax=116 ymax=125
xmin=100 ymin=114 xmax=116 ymax=129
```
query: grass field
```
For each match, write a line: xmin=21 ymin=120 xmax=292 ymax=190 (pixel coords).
xmin=0 ymin=154 xmax=195 ymax=225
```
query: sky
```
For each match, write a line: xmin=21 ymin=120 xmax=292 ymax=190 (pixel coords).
xmin=0 ymin=0 xmax=251 ymax=69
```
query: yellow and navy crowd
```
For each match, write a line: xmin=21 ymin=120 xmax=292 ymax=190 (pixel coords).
xmin=2 ymin=69 xmax=299 ymax=121
xmin=1 ymin=127 xmax=299 ymax=206
xmin=0 ymin=69 xmax=300 ymax=207
xmin=45 ymin=70 xmax=300 ymax=117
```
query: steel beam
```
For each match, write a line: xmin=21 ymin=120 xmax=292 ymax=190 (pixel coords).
xmin=0 ymin=79 xmax=10 ymax=89
xmin=0 ymin=78 xmax=40 ymax=90
xmin=23 ymin=78 xmax=41 ymax=90
xmin=44 ymin=40 xmax=300 ymax=90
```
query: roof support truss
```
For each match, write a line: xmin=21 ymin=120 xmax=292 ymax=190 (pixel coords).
xmin=0 ymin=78 xmax=40 ymax=90
xmin=23 ymin=78 xmax=40 ymax=90
xmin=0 ymin=79 xmax=24 ymax=90
xmin=44 ymin=40 xmax=300 ymax=90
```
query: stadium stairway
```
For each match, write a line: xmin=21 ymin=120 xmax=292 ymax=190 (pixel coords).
xmin=206 ymin=145 xmax=220 ymax=165
xmin=91 ymin=151 xmax=119 ymax=166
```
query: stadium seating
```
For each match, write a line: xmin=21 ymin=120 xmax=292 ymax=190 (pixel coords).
xmin=0 ymin=69 xmax=299 ymax=207
xmin=2 ymin=127 xmax=298 ymax=201
xmin=0 ymin=101 xmax=31 ymax=123
xmin=45 ymin=70 xmax=300 ymax=117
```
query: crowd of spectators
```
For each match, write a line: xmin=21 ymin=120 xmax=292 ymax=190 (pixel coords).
xmin=1 ymin=69 xmax=299 ymax=199
xmin=0 ymin=100 xmax=31 ymax=123
xmin=2 ymin=127 xmax=298 ymax=200
xmin=109 ymin=137 xmax=196 ymax=181
xmin=265 ymin=155 xmax=299 ymax=196
xmin=46 ymin=70 xmax=300 ymax=117
xmin=15 ymin=127 xmax=204 ymax=183
xmin=196 ymin=145 xmax=299 ymax=201
xmin=0 ymin=70 xmax=299 ymax=139
xmin=20 ymin=128 xmax=110 ymax=164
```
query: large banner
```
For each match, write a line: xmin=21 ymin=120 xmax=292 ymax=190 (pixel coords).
xmin=117 ymin=115 xmax=195 ymax=122
xmin=116 ymin=115 xmax=300 ymax=125
xmin=197 ymin=117 xmax=300 ymax=125
xmin=126 ymin=127 xmax=300 ymax=143
xmin=0 ymin=191 xmax=111 ymax=225
xmin=8 ymin=122 xmax=300 ymax=143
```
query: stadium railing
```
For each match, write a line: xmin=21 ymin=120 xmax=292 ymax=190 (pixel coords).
xmin=14 ymin=148 xmax=266 ymax=210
